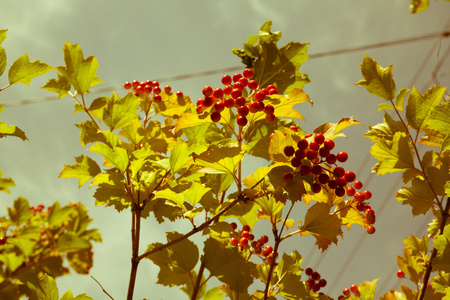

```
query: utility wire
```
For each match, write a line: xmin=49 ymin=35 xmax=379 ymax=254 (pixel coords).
xmin=2 ymin=30 xmax=449 ymax=108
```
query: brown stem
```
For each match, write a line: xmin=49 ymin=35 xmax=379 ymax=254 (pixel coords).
xmin=127 ymin=206 xmax=142 ymax=300
xmin=0 ymin=84 xmax=11 ymax=92
xmin=91 ymin=276 xmax=114 ymax=300
xmin=191 ymin=261 xmax=206 ymax=300
xmin=418 ymin=197 xmax=450 ymax=300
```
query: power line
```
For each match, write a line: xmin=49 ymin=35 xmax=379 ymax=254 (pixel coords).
xmin=2 ymin=30 xmax=449 ymax=108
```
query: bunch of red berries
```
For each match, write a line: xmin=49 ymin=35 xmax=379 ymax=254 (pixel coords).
xmin=338 ymin=284 xmax=360 ymax=299
xmin=228 ymin=222 xmax=277 ymax=264
xmin=196 ymin=68 xmax=279 ymax=126
xmin=305 ymin=267 xmax=327 ymax=293
xmin=281 ymin=133 xmax=376 ymax=234
xmin=123 ymin=80 xmax=183 ymax=103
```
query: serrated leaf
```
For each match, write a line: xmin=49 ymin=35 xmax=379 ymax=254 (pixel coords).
xmin=406 ymin=85 xmax=446 ymax=131
xmin=428 ymin=102 xmax=450 ymax=135
xmin=18 ymin=272 xmax=59 ymax=300
xmin=336 ymin=202 xmax=365 ymax=230
xmin=428 ymin=208 xmax=450 ymax=238
xmin=370 ymin=132 xmax=416 ymax=176
xmin=155 ymin=188 xmax=186 ymax=210
xmin=419 ymin=127 xmax=447 ymax=148
xmin=57 ymin=232 xmax=90 ymax=252
xmin=75 ymin=120 xmax=104 ymax=147
xmin=92 ymin=172 xmax=129 ymax=211
xmin=397 ymin=246 xmax=426 ymax=285
xmin=184 ymin=182 xmax=210 ymax=207
xmin=396 ymin=178 xmax=435 ymax=215
xmin=56 ymin=42 xmax=103 ymax=94
xmin=103 ymin=92 xmax=140 ymax=131
xmin=60 ymin=290 xmax=94 ymax=300
xmin=7 ymin=197 xmax=33 ymax=226
xmin=41 ymin=73 xmax=71 ymax=99
xmin=0 ymin=120 xmax=28 ymax=140
xmin=432 ymin=272 xmax=450 ymax=294
xmin=314 ymin=116 xmax=362 ymax=140
xmin=255 ymin=196 xmax=284 ymax=221
xmin=433 ymin=224 xmax=450 ymax=272
xmin=364 ymin=112 xmax=406 ymax=142
xmin=201 ymin=237 xmax=254 ymax=293
xmin=90 ymin=143 xmax=129 ymax=172
xmin=0 ymin=170 xmax=15 ymax=193
xmin=192 ymin=144 xmax=245 ymax=176
xmin=154 ymin=91 xmax=192 ymax=118
xmin=426 ymin=156 xmax=449 ymax=196
xmin=356 ymin=54 xmax=396 ymax=101
xmin=59 ymin=155 xmax=101 ymax=187
xmin=8 ymin=53 xmax=53 ymax=86
xmin=47 ymin=202 xmax=74 ymax=229
xmin=176 ymin=112 xmax=212 ymax=133
xmin=299 ymin=202 xmax=343 ymax=251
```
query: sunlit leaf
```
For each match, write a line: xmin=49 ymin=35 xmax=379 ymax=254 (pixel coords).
xmin=396 ymin=178 xmax=435 ymax=215
xmin=60 ymin=290 xmax=94 ymax=300
xmin=8 ymin=53 xmax=53 ymax=86
xmin=0 ymin=120 xmax=28 ymax=141
xmin=410 ymin=0 xmax=429 ymax=13
xmin=0 ymin=46 xmax=6 ymax=77
xmin=170 ymin=141 xmax=190 ymax=174
xmin=358 ymin=279 xmax=379 ymax=300
xmin=433 ymin=224 xmax=450 ymax=272
xmin=405 ymin=85 xmax=446 ymax=131
xmin=154 ymin=91 xmax=192 ymax=118
xmin=103 ymin=92 xmax=140 ymax=131
xmin=428 ymin=102 xmax=450 ymax=135
xmin=395 ymin=88 xmax=410 ymax=112
xmin=18 ymin=272 xmax=59 ymax=300
xmin=433 ymin=272 xmax=450 ymax=295
xmin=192 ymin=144 xmax=245 ymax=176
xmin=90 ymin=143 xmax=129 ymax=172
xmin=59 ymin=155 xmax=101 ymax=187
xmin=0 ymin=170 xmax=15 ymax=193
xmin=42 ymin=73 xmax=71 ymax=99
xmin=314 ymin=116 xmax=362 ymax=140
xmin=356 ymin=54 xmax=396 ymax=101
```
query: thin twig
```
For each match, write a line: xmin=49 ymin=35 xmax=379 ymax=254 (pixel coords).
xmin=91 ymin=276 xmax=114 ymax=300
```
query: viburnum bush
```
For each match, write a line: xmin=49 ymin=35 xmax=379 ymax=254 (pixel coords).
xmin=0 ymin=20 xmax=449 ymax=300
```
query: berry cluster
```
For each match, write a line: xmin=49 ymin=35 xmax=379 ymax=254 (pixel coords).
xmin=123 ymin=79 xmax=183 ymax=103
xmin=228 ymin=222 xmax=276 ymax=264
xmin=30 ymin=203 xmax=48 ymax=214
xmin=338 ymin=284 xmax=360 ymax=299
xmin=280 ymin=133 xmax=376 ymax=234
xmin=196 ymin=68 xmax=279 ymax=126
xmin=305 ymin=267 xmax=327 ymax=294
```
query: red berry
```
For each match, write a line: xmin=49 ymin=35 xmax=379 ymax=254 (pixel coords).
xmin=214 ymin=101 xmax=225 ymax=113
xmin=318 ymin=174 xmax=330 ymax=184
xmin=336 ymin=177 xmax=347 ymax=187
xmin=202 ymin=86 xmax=213 ymax=96
xmin=312 ymin=283 xmax=321 ymax=292
xmin=262 ymin=245 xmax=273 ymax=257
xmin=306 ymin=150 xmax=318 ymax=161
xmin=235 ymin=96 xmax=246 ymax=107
xmin=176 ymin=91 xmax=183 ymax=97
xmin=366 ymin=225 xmax=375 ymax=234
xmin=284 ymin=146 xmax=295 ymax=157
xmin=124 ymin=82 xmax=132 ymax=89
xmin=295 ymin=149 xmax=306 ymax=160
xmin=152 ymin=81 xmax=160 ymax=87
xmin=229 ymin=237 xmax=238 ymax=246
xmin=164 ymin=85 xmax=171 ymax=93
xmin=363 ymin=190 xmax=372 ymax=200
xmin=311 ymin=272 xmax=321 ymax=281
xmin=203 ymin=96 xmax=214 ymax=107
xmin=153 ymin=86 xmax=161 ymax=95
xmin=319 ymin=279 xmax=327 ymax=287
xmin=350 ymin=285 xmax=359 ymax=295
xmin=243 ymin=68 xmax=254 ymax=78
xmin=238 ymin=78 xmax=248 ymax=87
xmin=154 ymin=95 xmax=162 ymax=103
xmin=356 ymin=202 xmax=365 ymax=211
xmin=289 ymin=125 xmax=298 ymax=132
xmin=300 ymin=165 xmax=311 ymax=175
xmin=323 ymin=140 xmax=335 ymax=150
xmin=222 ymin=75 xmax=232 ymax=85
xmin=346 ymin=186 xmax=356 ymax=196
xmin=233 ymin=73 xmax=243 ymax=82
xmin=290 ymin=157 xmax=301 ymax=168
xmin=131 ymin=80 xmax=140 ymax=88
xmin=237 ymin=116 xmax=248 ymax=127
xmin=343 ymin=288 xmax=351 ymax=296
xmin=311 ymin=183 xmax=322 ymax=193
xmin=311 ymin=165 xmax=322 ymax=175
xmin=283 ymin=172 xmax=294 ymax=183
xmin=238 ymin=105 xmax=249 ymax=117
xmin=333 ymin=166 xmax=345 ymax=178
xmin=354 ymin=181 xmax=363 ymax=189
xmin=264 ymin=104 xmax=275 ymax=115
xmin=328 ymin=180 xmax=337 ymax=189
xmin=0 ymin=237 xmax=6 ymax=245
xmin=241 ymin=231 xmax=250 ymax=238
xmin=319 ymin=147 xmax=330 ymax=158
xmin=326 ymin=154 xmax=337 ymax=164
xmin=255 ymin=91 xmax=266 ymax=101
xmin=355 ymin=192 xmax=366 ymax=202
xmin=397 ymin=270 xmax=405 ymax=278
xmin=337 ymin=151 xmax=348 ymax=163
xmin=231 ymin=222 xmax=238 ymax=230
xmin=297 ymin=139 xmax=309 ymax=150
xmin=196 ymin=105 xmax=206 ymax=114
xmin=268 ymin=88 xmax=278 ymax=95
xmin=223 ymin=85 xmax=233 ymax=95
xmin=314 ymin=134 xmax=325 ymax=145
xmin=309 ymin=141 xmax=320 ymax=151
xmin=240 ymin=237 xmax=249 ymax=246
xmin=305 ymin=267 xmax=313 ymax=276
xmin=260 ymin=235 xmax=269 ymax=244
xmin=210 ymin=111 xmax=221 ymax=122
xmin=224 ymin=97 xmax=235 ymax=108
xmin=335 ymin=187 xmax=345 ymax=197
xmin=248 ymin=80 xmax=258 ymax=90
xmin=265 ymin=114 xmax=276 ymax=123
xmin=242 ymin=225 xmax=251 ymax=232
xmin=213 ymin=88 xmax=224 ymax=99
xmin=233 ymin=82 xmax=245 ymax=91
xmin=344 ymin=171 xmax=356 ymax=182
xmin=366 ymin=213 xmax=376 ymax=224
xmin=231 ymin=89 xmax=242 ymax=99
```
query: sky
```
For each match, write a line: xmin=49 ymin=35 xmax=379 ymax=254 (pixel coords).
xmin=1 ymin=0 xmax=450 ymax=299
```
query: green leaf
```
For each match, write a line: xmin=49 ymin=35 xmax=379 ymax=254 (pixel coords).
xmin=370 ymin=132 xmax=416 ymax=176
xmin=75 ymin=120 xmax=104 ymax=147
xmin=7 ymin=197 xmax=33 ymax=226
xmin=154 ymin=91 xmax=192 ymax=118
xmin=0 ymin=46 xmax=6 ymax=77
xmin=0 ymin=170 xmax=15 ymax=193
xmin=356 ymin=54 xmax=396 ymax=101
xmin=396 ymin=178 xmax=435 ymax=215
xmin=60 ymin=290 xmax=94 ymax=300
xmin=364 ymin=112 xmax=407 ymax=142
xmin=0 ymin=120 xmax=28 ymax=140
xmin=428 ymin=102 xmax=450 ymax=135
xmin=314 ymin=116 xmax=362 ymax=140
xmin=57 ymin=232 xmax=90 ymax=252
xmin=410 ymin=0 xmax=429 ymax=13
xmin=201 ymin=237 xmax=254 ymax=293
xmin=145 ymin=232 xmax=199 ymax=286
xmin=396 ymin=88 xmax=410 ymax=112
xmin=56 ymin=42 xmax=102 ymax=94
xmin=47 ymin=202 xmax=74 ymax=229
xmin=192 ymin=144 xmax=245 ymax=176
xmin=103 ymin=92 xmax=140 ymax=131
xmin=41 ymin=73 xmax=71 ymax=99
xmin=59 ymin=155 xmax=101 ymax=187
xmin=18 ymin=272 xmax=59 ymax=300
xmin=119 ymin=121 xmax=144 ymax=146
xmin=299 ymin=202 xmax=343 ymax=251
xmin=155 ymin=188 xmax=187 ymax=210
xmin=0 ymin=29 xmax=7 ymax=45
xmin=433 ymin=272 xmax=450 ymax=295
xmin=403 ymin=235 xmax=429 ymax=257
xmin=176 ymin=112 xmax=212 ymax=133
xmin=8 ymin=53 xmax=53 ymax=86
xmin=433 ymin=224 xmax=450 ymax=272
xmin=170 ymin=141 xmax=190 ymax=174
xmin=92 ymin=172 xmax=129 ymax=211
xmin=90 ymin=143 xmax=129 ymax=172
xmin=184 ymin=181 xmax=210 ymax=207
xmin=358 ymin=279 xmax=379 ymax=300
xmin=406 ymin=85 xmax=446 ymax=131
xmin=378 ymin=103 xmax=393 ymax=111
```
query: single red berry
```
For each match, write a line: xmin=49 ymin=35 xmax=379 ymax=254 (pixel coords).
xmin=305 ymin=267 xmax=313 ymax=276
xmin=312 ymin=283 xmax=321 ymax=292
xmin=131 ymin=80 xmax=140 ymax=88
xmin=176 ymin=91 xmax=183 ymax=97
xmin=319 ymin=279 xmax=327 ymax=287
xmin=356 ymin=202 xmax=365 ymax=211
xmin=306 ymin=150 xmax=318 ymax=161
xmin=238 ymin=105 xmax=249 ymax=117
xmin=346 ymin=186 xmax=356 ymax=196
xmin=307 ymin=278 xmax=315 ymax=287
xmin=243 ymin=68 xmax=254 ymax=78
xmin=311 ymin=183 xmax=322 ymax=193
xmin=290 ymin=157 xmax=301 ymax=168
xmin=283 ymin=172 xmax=294 ymax=183
xmin=224 ymin=97 xmax=235 ymax=108
xmin=242 ymin=225 xmax=251 ymax=232
xmin=255 ymin=91 xmax=266 ymax=101
xmin=336 ymin=177 xmax=347 ymax=187
xmin=328 ymin=180 xmax=337 ymax=189
xmin=262 ymin=245 xmax=273 ymax=257
xmin=235 ymin=96 xmax=246 ymax=107
xmin=237 ymin=116 xmax=248 ymax=127
xmin=295 ymin=149 xmax=306 ymax=160
xmin=311 ymin=165 xmax=322 ymax=175
xmin=152 ymin=81 xmax=160 ymax=87
xmin=265 ymin=114 xmax=276 ymax=123
xmin=231 ymin=89 xmax=242 ymax=99
xmin=264 ymin=104 xmax=275 ymax=115
xmin=268 ymin=88 xmax=278 ymax=95
xmin=333 ymin=166 xmax=345 ymax=178
xmin=233 ymin=81 xmax=245 ymax=91
xmin=355 ymin=192 xmax=366 ymax=202
xmin=363 ymin=190 xmax=372 ymax=200
xmin=154 ymin=95 xmax=162 ymax=103
xmin=0 ymin=237 xmax=7 ymax=245
xmin=223 ymin=85 xmax=233 ymax=95
xmin=314 ymin=134 xmax=325 ymax=145
xmin=338 ymin=296 xmax=345 ymax=300
xmin=323 ymin=139 xmax=335 ymax=150
xmin=232 ymin=73 xmax=243 ymax=82
xmin=297 ymin=139 xmax=309 ymax=150
xmin=397 ymin=270 xmax=405 ymax=278
xmin=343 ymin=288 xmax=351 ymax=296
xmin=210 ymin=111 xmax=221 ymax=122
xmin=248 ymin=80 xmax=258 ymax=90
xmin=164 ymin=85 xmax=171 ymax=93
xmin=318 ymin=174 xmax=330 ymax=184
xmin=289 ymin=125 xmax=298 ymax=132
xmin=309 ymin=141 xmax=320 ymax=151
xmin=319 ymin=147 xmax=330 ymax=158
xmin=337 ymin=151 xmax=348 ymax=163
xmin=153 ymin=86 xmax=162 ymax=94
xmin=284 ymin=146 xmax=296 ymax=157
xmin=366 ymin=225 xmax=376 ymax=234
xmin=203 ymin=96 xmax=214 ymax=107
xmin=248 ymin=234 xmax=255 ymax=241
xmin=196 ymin=105 xmax=206 ymax=114
xmin=241 ymin=231 xmax=250 ymax=238
xmin=354 ymin=181 xmax=363 ymax=189
xmin=214 ymin=101 xmax=225 ymax=113
xmin=124 ymin=82 xmax=132 ymax=89
xmin=231 ymin=222 xmax=238 ymax=230
xmin=238 ymin=77 xmax=248 ymax=87
xmin=326 ymin=154 xmax=337 ymax=164
xmin=300 ymin=165 xmax=311 ymax=175
xmin=240 ymin=237 xmax=249 ymax=246
xmin=229 ymin=237 xmax=238 ymax=246
xmin=311 ymin=272 xmax=321 ymax=281
xmin=365 ymin=208 xmax=375 ymax=216
xmin=344 ymin=171 xmax=356 ymax=182
xmin=335 ymin=187 xmax=345 ymax=197
xmin=222 ymin=75 xmax=232 ymax=85
xmin=260 ymin=235 xmax=269 ymax=244
xmin=366 ymin=213 xmax=376 ymax=224
xmin=202 ymin=86 xmax=213 ymax=96
xmin=350 ymin=285 xmax=359 ymax=295
xmin=213 ymin=88 xmax=224 ymax=99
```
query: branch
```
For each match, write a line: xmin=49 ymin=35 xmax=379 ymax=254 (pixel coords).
xmin=91 ymin=276 xmax=114 ymax=300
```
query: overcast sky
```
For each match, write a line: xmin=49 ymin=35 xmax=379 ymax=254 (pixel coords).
xmin=1 ymin=1 xmax=450 ymax=299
